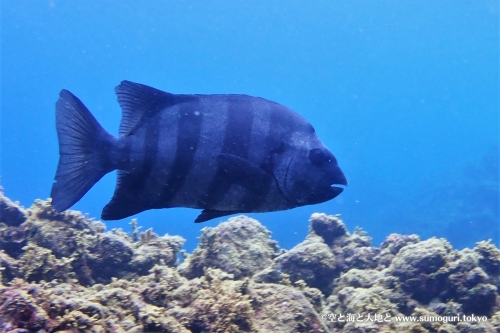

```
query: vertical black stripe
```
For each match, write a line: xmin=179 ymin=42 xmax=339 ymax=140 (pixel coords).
xmin=128 ymin=114 xmax=161 ymax=199
xmin=159 ymin=101 xmax=203 ymax=203
xmin=222 ymin=96 xmax=254 ymax=157
xmin=102 ymin=115 xmax=161 ymax=219
xmin=236 ymin=101 xmax=276 ymax=212
xmin=201 ymin=95 xmax=255 ymax=209
xmin=144 ymin=110 xmax=173 ymax=198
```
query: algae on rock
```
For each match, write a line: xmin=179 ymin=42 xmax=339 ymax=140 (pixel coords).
xmin=0 ymin=191 xmax=499 ymax=333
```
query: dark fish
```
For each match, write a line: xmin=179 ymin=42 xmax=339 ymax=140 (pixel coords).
xmin=51 ymin=81 xmax=347 ymax=222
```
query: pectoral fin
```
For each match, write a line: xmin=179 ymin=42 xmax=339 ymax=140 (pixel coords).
xmin=216 ymin=153 xmax=273 ymax=192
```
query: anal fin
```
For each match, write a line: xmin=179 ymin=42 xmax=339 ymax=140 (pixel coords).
xmin=101 ymin=170 xmax=151 ymax=220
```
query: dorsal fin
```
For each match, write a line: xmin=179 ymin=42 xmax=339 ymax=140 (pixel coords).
xmin=115 ymin=80 xmax=176 ymax=136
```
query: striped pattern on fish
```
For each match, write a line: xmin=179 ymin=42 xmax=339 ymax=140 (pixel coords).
xmin=50 ymin=81 xmax=347 ymax=223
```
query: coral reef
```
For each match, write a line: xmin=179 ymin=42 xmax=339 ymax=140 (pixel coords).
xmin=1 ymin=190 xmax=499 ymax=333
xmin=254 ymin=233 xmax=337 ymax=295
xmin=178 ymin=216 xmax=279 ymax=280
xmin=0 ymin=194 xmax=184 ymax=286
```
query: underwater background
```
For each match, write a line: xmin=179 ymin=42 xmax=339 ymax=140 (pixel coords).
xmin=1 ymin=0 xmax=498 ymax=252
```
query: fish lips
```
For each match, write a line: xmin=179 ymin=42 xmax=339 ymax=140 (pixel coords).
xmin=328 ymin=170 xmax=348 ymax=198
xmin=329 ymin=184 xmax=344 ymax=197
xmin=304 ymin=172 xmax=347 ymax=205
xmin=282 ymin=157 xmax=348 ymax=204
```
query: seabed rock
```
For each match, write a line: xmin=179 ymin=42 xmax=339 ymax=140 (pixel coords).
xmin=0 ymin=191 xmax=499 ymax=333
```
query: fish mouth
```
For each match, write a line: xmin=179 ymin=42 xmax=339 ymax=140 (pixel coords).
xmin=329 ymin=172 xmax=348 ymax=196
xmin=329 ymin=184 xmax=346 ymax=197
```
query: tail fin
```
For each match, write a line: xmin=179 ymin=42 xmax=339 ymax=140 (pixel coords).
xmin=50 ymin=90 xmax=116 ymax=212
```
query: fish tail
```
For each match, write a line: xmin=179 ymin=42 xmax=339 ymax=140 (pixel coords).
xmin=50 ymin=89 xmax=117 ymax=212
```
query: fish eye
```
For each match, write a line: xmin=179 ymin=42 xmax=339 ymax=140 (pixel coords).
xmin=309 ymin=148 xmax=329 ymax=166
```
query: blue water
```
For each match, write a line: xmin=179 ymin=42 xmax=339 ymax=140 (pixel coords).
xmin=2 ymin=1 xmax=498 ymax=252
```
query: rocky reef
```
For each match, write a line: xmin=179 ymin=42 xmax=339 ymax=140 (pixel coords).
xmin=0 ymin=190 xmax=499 ymax=333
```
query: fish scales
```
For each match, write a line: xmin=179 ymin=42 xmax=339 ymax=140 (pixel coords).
xmin=158 ymin=100 xmax=204 ymax=205
xmin=170 ymin=97 xmax=228 ymax=208
xmin=50 ymin=81 xmax=347 ymax=222
xmin=202 ymin=95 xmax=256 ymax=212
xmin=144 ymin=107 xmax=178 ymax=199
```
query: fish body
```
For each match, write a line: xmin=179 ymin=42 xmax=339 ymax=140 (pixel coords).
xmin=51 ymin=81 xmax=347 ymax=222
